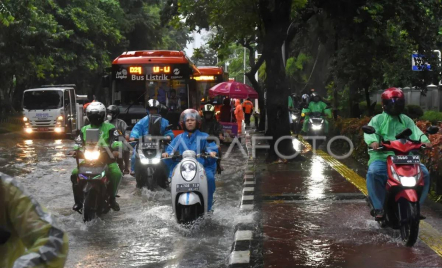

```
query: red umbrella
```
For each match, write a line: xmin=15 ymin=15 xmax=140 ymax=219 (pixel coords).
xmin=208 ymin=81 xmax=259 ymax=99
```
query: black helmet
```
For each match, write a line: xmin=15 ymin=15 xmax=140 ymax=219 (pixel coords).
xmin=311 ymin=93 xmax=320 ymax=103
xmin=203 ymin=104 xmax=215 ymax=114
xmin=106 ymin=105 xmax=119 ymax=120
xmin=86 ymin=102 xmax=106 ymax=126
xmin=146 ymin=99 xmax=160 ymax=113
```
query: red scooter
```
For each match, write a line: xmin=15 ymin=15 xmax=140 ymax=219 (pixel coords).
xmin=362 ymin=125 xmax=438 ymax=247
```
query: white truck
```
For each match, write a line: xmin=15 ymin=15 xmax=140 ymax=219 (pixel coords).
xmin=22 ymin=85 xmax=86 ymax=137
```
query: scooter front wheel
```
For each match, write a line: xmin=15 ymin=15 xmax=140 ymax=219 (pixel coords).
xmin=399 ymin=201 xmax=420 ymax=247
xmin=83 ymin=190 xmax=98 ymax=222
xmin=179 ymin=204 xmax=200 ymax=225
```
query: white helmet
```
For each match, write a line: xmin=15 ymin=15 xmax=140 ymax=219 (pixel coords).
xmin=86 ymin=102 xmax=106 ymax=126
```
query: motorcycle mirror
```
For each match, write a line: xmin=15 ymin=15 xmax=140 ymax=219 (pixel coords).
xmin=427 ymin=126 xmax=439 ymax=135
xmin=395 ymin=128 xmax=412 ymax=140
xmin=362 ymin=126 xmax=376 ymax=134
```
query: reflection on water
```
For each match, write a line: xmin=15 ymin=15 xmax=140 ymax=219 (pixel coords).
xmin=306 ymin=156 xmax=326 ymax=200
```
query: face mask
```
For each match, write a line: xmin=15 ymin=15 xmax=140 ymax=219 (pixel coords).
xmin=107 ymin=115 xmax=113 ymax=121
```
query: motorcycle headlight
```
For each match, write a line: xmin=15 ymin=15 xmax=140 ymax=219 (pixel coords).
xmin=400 ymin=176 xmax=417 ymax=187
xmin=312 ymin=124 xmax=322 ymax=130
xmin=309 ymin=118 xmax=313 ymax=123
xmin=291 ymin=114 xmax=297 ymax=120
xmin=390 ymin=166 xmax=400 ymax=182
xmin=181 ymin=161 xmax=197 ymax=182
xmin=321 ymin=119 xmax=324 ymax=123
xmin=151 ymin=158 xmax=161 ymax=165
xmin=84 ymin=150 xmax=100 ymax=161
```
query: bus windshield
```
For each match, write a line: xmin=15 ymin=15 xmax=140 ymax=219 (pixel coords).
xmin=23 ymin=90 xmax=63 ymax=110
xmin=116 ymin=79 xmax=189 ymax=112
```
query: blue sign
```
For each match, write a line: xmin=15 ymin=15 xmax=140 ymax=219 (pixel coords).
xmin=412 ymin=54 xmax=431 ymax=71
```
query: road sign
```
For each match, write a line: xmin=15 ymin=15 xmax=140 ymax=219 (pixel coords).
xmin=412 ymin=50 xmax=441 ymax=71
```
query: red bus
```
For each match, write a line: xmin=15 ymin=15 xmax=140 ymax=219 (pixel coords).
xmin=193 ymin=66 xmax=228 ymax=106
xmin=109 ymin=50 xmax=200 ymax=134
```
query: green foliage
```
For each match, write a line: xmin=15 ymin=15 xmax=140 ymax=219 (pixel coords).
xmin=420 ymin=111 xmax=442 ymax=124
xmin=0 ymin=0 xmax=190 ymax=114
xmin=404 ymin=105 xmax=424 ymax=119
xmin=285 ymin=53 xmax=311 ymax=78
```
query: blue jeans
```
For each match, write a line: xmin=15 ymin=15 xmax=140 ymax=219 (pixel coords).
xmin=366 ymin=160 xmax=430 ymax=210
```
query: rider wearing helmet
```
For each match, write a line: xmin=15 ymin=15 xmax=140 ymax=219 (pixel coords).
xmin=71 ymin=102 xmax=123 ymax=212
xmin=162 ymin=109 xmax=218 ymax=211
xmin=301 ymin=92 xmax=331 ymax=133
xmin=106 ymin=105 xmax=130 ymax=174
xmin=129 ymin=99 xmax=174 ymax=179
xmin=201 ymin=104 xmax=224 ymax=174
xmin=364 ymin=87 xmax=432 ymax=220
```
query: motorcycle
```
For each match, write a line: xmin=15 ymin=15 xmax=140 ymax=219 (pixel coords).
xmin=290 ymin=108 xmax=302 ymax=135
xmin=305 ymin=111 xmax=326 ymax=149
xmin=167 ymin=150 xmax=216 ymax=224
xmin=74 ymin=129 xmax=113 ymax=222
xmin=362 ymin=125 xmax=439 ymax=246
xmin=131 ymin=115 xmax=172 ymax=190
xmin=132 ymin=136 xmax=169 ymax=190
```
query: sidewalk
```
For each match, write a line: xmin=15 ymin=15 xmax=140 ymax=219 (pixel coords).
xmin=248 ymin=132 xmax=442 ymax=268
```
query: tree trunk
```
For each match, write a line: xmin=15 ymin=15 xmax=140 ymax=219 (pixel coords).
xmin=365 ymin=86 xmax=373 ymax=116
xmin=259 ymin=0 xmax=295 ymax=162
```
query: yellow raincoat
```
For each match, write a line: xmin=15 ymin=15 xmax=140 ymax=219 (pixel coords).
xmin=0 ymin=173 xmax=69 ymax=268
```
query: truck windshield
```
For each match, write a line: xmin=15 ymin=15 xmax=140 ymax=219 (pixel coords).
xmin=23 ymin=90 xmax=63 ymax=110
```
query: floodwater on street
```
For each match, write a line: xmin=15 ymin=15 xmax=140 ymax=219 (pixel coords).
xmin=0 ymin=133 xmax=252 ymax=268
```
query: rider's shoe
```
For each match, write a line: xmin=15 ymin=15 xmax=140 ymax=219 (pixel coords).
xmin=374 ymin=209 xmax=385 ymax=221
xmin=110 ymin=199 xmax=120 ymax=211
xmin=72 ymin=203 xmax=82 ymax=212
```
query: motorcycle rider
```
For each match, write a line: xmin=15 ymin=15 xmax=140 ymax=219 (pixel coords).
xmin=234 ymin=99 xmax=244 ymax=136
xmin=201 ymin=104 xmax=224 ymax=174
xmin=71 ymin=102 xmax=123 ymax=212
xmin=301 ymin=93 xmax=331 ymax=134
xmin=0 ymin=172 xmax=69 ymax=268
xmin=106 ymin=105 xmax=130 ymax=174
xmin=129 ymin=99 xmax=174 ymax=179
xmin=364 ymin=87 xmax=432 ymax=220
xmin=162 ymin=109 xmax=218 ymax=211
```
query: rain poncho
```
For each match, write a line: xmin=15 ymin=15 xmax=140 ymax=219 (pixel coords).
xmin=364 ymin=112 xmax=429 ymax=166
xmin=164 ymin=130 xmax=218 ymax=211
xmin=234 ymin=100 xmax=244 ymax=134
xmin=0 ymin=173 xmax=69 ymax=268
xmin=302 ymin=101 xmax=331 ymax=132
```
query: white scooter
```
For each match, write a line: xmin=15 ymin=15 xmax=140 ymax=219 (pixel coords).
xmin=168 ymin=150 xmax=215 ymax=224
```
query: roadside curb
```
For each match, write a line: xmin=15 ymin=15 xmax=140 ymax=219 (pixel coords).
xmin=228 ymin=132 xmax=259 ymax=268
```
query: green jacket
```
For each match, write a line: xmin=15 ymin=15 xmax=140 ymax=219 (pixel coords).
xmin=364 ymin=112 xmax=429 ymax=165
xmin=302 ymin=101 xmax=331 ymax=116
xmin=74 ymin=122 xmax=123 ymax=151
xmin=0 ymin=173 xmax=69 ymax=268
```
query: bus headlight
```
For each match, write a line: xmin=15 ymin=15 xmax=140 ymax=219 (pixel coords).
xmin=23 ymin=117 xmax=28 ymax=122
xmin=57 ymin=116 xmax=63 ymax=121
xmin=84 ymin=150 xmax=100 ymax=161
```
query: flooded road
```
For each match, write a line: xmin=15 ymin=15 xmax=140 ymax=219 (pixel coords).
xmin=0 ymin=133 xmax=251 ymax=268
xmin=257 ymin=139 xmax=442 ymax=268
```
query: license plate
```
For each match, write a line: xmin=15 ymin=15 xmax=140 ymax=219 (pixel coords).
xmin=38 ymin=127 xmax=49 ymax=131
xmin=391 ymin=155 xmax=420 ymax=164
xmin=176 ymin=183 xmax=200 ymax=193
xmin=142 ymin=142 xmax=157 ymax=149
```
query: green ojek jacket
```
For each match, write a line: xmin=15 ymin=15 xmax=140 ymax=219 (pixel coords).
xmin=364 ymin=112 xmax=429 ymax=166
xmin=74 ymin=122 xmax=123 ymax=151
